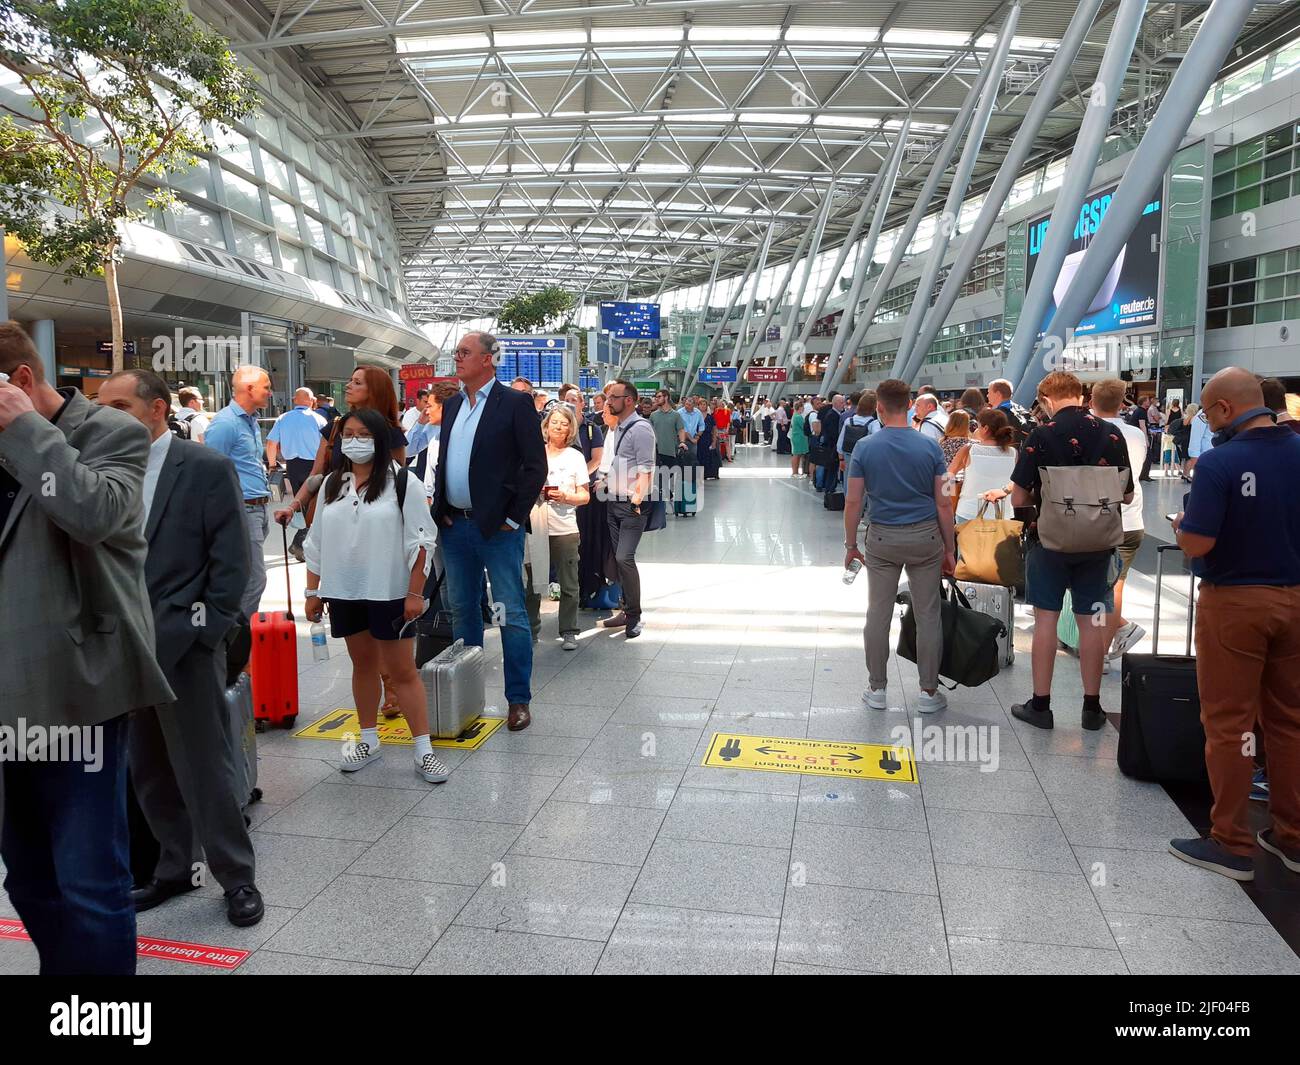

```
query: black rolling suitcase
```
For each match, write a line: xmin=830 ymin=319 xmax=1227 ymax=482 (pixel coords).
xmin=1117 ymin=544 xmax=1208 ymax=785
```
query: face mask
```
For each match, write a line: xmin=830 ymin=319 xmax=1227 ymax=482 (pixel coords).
xmin=342 ymin=438 xmax=375 ymax=463
xmin=1210 ymin=406 xmax=1275 ymax=447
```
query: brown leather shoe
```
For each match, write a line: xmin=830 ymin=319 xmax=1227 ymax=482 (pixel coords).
xmin=507 ymin=703 xmax=532 ymax=731
xmin=601 ymin=611 xmax=628 ymax=628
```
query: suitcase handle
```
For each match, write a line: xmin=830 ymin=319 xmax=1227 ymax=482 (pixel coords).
xmin=1151 ymin=544 xmax=1195 ymax=657
xmin=280 ymin=523 xmax=294 ymax=621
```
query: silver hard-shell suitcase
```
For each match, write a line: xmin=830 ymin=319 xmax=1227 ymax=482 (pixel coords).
xmin=956 ymin=581 xmax=1015 ymax=668
xmin=224 ymin=673 xmax=261 ymax=816
xmin=420 ymin=638 xmax=485 ymax=739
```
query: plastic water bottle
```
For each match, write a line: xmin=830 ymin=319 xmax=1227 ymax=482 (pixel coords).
xmin=842 ymin=558 xmax=863 ymax=585
xmin=310 ymin=621 xmax=330 ymax=661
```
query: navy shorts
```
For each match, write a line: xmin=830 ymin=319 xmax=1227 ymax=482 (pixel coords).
xmin=325 ymin=598 xmax=408 ymax=641
xmin=1025 ymin=542 xmax=1116 ymax=614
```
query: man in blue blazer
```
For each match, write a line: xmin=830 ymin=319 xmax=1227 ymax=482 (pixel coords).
xmin=432 ymin=332 xmax=547 ymax=731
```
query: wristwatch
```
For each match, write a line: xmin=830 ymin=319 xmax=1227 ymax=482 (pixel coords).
xmin=305 ymin=589 xmax=320 ymax=598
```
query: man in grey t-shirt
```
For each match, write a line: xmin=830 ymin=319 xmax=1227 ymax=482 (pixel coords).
xmin=601 ymin=379 xmax=657 ymax=638
xmin=845 ymin=379 xmax=956 ymax=713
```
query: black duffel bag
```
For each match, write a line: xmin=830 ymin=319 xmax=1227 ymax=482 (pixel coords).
xmin=897 ymin=578 xmax=1006 ymax=688
xmin=414 ymin=569 xmax=456 ymax=667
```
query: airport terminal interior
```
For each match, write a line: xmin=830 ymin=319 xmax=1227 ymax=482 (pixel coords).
xmin=2 ymin=0 xmax=1300 ymax=983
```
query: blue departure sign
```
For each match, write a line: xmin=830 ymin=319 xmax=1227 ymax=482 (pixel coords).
xmin=495 ymin=335 xmax=568 ymax=387
xmin=600 ymin=301 xmax=661 ymax=339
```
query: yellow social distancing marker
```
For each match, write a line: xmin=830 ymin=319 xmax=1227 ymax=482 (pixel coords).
xmin=703 ymin=733 xmax=917 ymax=783
xmin=295 ymin=709 xmax=504 ymax=750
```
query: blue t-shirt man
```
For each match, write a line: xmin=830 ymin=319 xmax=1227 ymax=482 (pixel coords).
xmin=1179 ymin=425 xmax=1300 ymax=585
xmin=848 ymin=427 xmax=947 ymax=525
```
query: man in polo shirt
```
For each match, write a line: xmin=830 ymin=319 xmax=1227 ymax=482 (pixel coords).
xmin=204 ymin=365 xmax=273 ymax=619
xmin=844 ymin=379 xmax=955 ymax=714
xmin=601 ymin=378 xmax=656 ymax=638
xmin=266 ymin=387 xmax=326 ymax=562
xmin=1170 ymin=367 xmax=1300 ymax=882
xmin=650 ymin=389 xmax=687 ymax=505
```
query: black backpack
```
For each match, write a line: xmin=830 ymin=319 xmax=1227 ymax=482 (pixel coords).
xmin=840 ymin=416 xmax=877 ymax=458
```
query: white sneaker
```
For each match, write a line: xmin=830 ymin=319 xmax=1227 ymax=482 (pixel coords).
xmin=340 ymin=739 xmax=381 ymax=772
xmin=417 ymin=752 xmax=449 ymax=783
xmin=863 ymin=687 xmax=888 ymax=710
xmin=561 ymin=634 xmax=578 ymax=651
xmin=1108 ymin=621 xmax=1146 ymax=660
xmin=916 ymin=689 xmax=948 ymax=714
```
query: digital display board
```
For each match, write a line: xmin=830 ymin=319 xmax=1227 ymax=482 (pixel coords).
xmin=1024 ymin=181 xmax=1162 ymax=340
xmin=600 ymin=301 xmax=661 ymax=339
xmin=495 ymin=335 xmax=568 ymax=388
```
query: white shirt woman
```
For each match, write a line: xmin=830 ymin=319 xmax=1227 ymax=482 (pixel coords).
xmin=303 ymin=409 xmax=443 ymax=784
xmin=948 ymin=411 xmax=1018 ymax=523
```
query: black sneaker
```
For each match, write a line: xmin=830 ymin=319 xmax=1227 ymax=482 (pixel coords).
xmin=1081 ymin=705 xmax=1107 ymax=731
xmin=1011 ymin=700 xmax=1054 ymax=730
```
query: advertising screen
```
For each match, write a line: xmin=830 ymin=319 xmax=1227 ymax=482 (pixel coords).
xmin=600 ymin=301 xmax=661 ymax=339
xmin=1024 ymin=181 xmax=1162 ymax=340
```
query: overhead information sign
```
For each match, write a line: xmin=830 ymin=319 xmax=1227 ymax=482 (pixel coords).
xmin=295 ymin=709 xmax=504 ymax=749
xmin=600 ymin=301 xmax=661 ymax=339
xmin=699 ymin=366 xmax=738 ymax=384
xmin=746 ymin=366 xmax=788 ymax=382
xmin=702 ymin=733 xmax=918 ymax=783
xmin=495 ymin=335 xmax=568 ymax=388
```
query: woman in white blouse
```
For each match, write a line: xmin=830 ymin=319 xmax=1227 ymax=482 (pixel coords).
xmin=948 ymin=408 xmax=1019 ymax=524
xmin=526 ymin=406 xmax=591 ymax=650
xmin=303 ymin=408 xmax=443 ymax=783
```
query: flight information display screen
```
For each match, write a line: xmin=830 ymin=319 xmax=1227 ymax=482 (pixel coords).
xmin=600 ymin=301 xmax=661 ymax=339
xmin=494 ymin=336 xmax=567 ymax=387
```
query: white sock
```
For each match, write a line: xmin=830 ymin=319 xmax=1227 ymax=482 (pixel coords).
xmin=413 ymin=734 xmax=433 ymax=760
xmin=360 ymin=727 xmax=380 ymax=750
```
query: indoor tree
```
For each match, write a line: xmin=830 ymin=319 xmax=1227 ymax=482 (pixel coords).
xmin=495 ymin=285 xmax=575 ymax=335
xmin=0 ymin=0 xmax=258 ymax=371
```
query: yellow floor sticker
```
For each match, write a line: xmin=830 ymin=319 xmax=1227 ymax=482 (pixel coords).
xmin=703 ymin=733 xmax=917 ymax=783
xmin=294 ymin=709 xmax=504 ymax=749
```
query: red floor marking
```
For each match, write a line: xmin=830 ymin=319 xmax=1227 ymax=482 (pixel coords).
xmin=0 ymin=918 xmax=250 ymax=970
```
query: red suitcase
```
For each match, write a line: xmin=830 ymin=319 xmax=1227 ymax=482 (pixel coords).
xmin=251 ymin=525 xmax=299 ymax=730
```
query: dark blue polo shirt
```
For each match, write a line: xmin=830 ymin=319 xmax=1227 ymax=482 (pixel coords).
xmin=1179 ymin=425 xmax=1300 ymax=585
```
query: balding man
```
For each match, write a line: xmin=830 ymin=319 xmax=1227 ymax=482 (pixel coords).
xmin=912 ymin=393 xmax=947 ymax=442
xmin=1171 ymin=367 xmax=1300 ymax=882
xmin=266 ymin=387 xmax=325 ymax=561
xmin=205 ymin=365 xmax=273 ymax=618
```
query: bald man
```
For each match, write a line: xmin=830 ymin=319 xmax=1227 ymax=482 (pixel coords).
xmin=266 ymin=387 xmax=326 ymax=561
xmin=205 ymin=365 xmax=273 ymax=617
xmin=1171 ymin=367 xmax=1300 ymax=881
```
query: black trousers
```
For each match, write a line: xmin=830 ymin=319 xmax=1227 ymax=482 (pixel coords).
xmin=607 ymin=501 xmax=648 ymax=622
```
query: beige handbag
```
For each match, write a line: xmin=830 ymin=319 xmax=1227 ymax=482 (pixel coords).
xmin=955 ymin=499 xmax=1025 ymax=587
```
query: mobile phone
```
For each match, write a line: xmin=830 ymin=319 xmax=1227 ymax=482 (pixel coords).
xmin=1165 ymin=513 xmax=1178 ymax=523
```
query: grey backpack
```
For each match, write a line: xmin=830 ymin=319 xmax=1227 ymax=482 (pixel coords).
xmin=1035 ymin=429 xmax=1127 ymax=554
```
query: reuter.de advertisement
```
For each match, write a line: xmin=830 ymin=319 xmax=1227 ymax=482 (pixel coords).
xmin=1025 ymin=180 xmax=1162 ymax=340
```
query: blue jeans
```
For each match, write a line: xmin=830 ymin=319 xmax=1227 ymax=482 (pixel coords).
xmin=1 ymin=714 xmax=136 ymax=975
xmin=441 ymin=517 xmax=533 ymax=705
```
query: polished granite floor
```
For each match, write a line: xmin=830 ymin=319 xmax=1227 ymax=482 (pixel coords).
xmin=2 ymin=446 xmax=1296 ymax=975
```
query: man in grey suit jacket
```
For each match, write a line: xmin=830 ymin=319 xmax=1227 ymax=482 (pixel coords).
xmin=0 ymin=322 xmax=174 ymax=976
xmin=97 ymin=370 xmax=264 ymax=928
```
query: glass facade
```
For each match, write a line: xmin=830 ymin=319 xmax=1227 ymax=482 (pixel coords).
xmin=1206 ymin=247 xmax=1300 ymax=329
xmin=920 ymin=315 xmax=1004 ymax=368
xmin=1210 ymin=119 xmax=1300 ymax=220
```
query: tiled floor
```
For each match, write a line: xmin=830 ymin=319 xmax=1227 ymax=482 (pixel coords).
xmin=3 ymin=448 xmax=1295 ymax=976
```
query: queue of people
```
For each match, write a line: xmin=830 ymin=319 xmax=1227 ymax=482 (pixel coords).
xmin=2 ymin=297 xmax=1297 ymax=982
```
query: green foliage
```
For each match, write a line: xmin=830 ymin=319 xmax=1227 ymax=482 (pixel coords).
xmin=0 ymin=0 xmax=259 ymax=279
xmin=496 ymin=285 xmax=575 ymax=334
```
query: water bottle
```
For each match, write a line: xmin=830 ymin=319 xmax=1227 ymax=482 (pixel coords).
xmin=842 ymin=558 xmax=863 ymax=585
xmin=310 ymin=621 xmax=330 ymax=661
